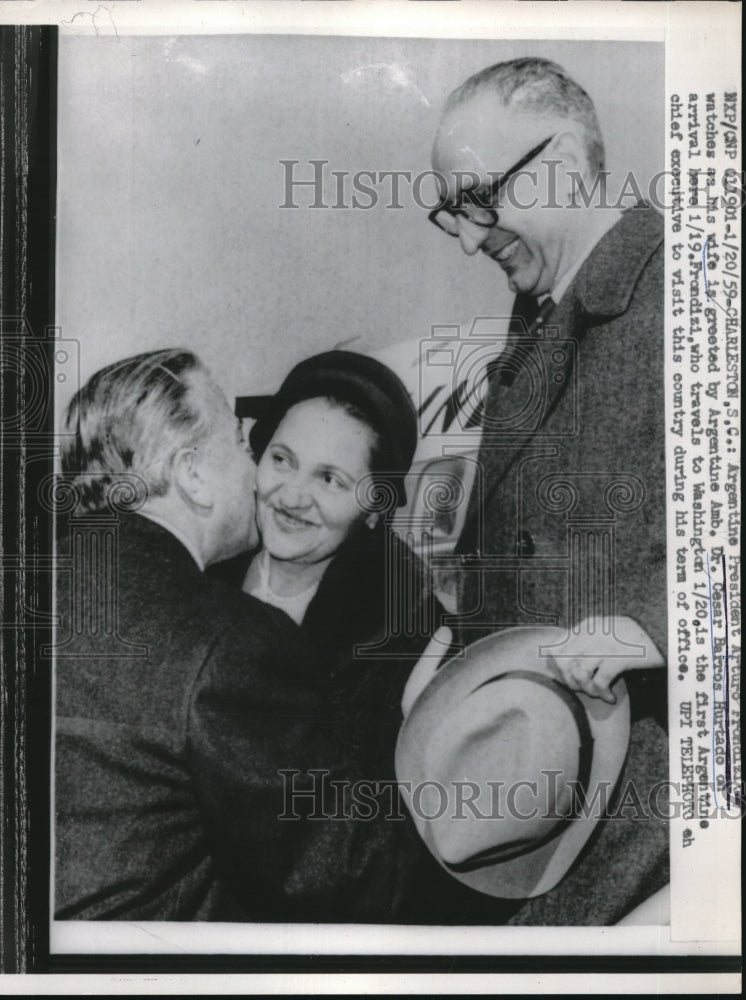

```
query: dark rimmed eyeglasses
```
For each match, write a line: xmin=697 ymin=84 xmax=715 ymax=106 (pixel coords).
xmin=429 ymin=134 xmax=555 ymax=235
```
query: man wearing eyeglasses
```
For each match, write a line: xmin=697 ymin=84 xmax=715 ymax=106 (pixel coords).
xmin=426 ymin=58 xmax=669 ymax=925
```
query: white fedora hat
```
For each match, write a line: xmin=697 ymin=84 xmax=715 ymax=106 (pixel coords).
xmin=395 ymin=627 xmax=630 ymax=899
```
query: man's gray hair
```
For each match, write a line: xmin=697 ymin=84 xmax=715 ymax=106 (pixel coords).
xmin=61 ymin=348 xmax=216 ymax=512
xmin=445 ymin=57 xmax=605 ymax=175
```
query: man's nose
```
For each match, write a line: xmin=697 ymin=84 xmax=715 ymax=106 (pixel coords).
xmin=456 ymin=216 xmax=492 ymax=256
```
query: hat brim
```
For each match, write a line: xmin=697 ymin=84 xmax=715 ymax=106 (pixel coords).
xmin=395 ymin=626 xmax=630 ymax=899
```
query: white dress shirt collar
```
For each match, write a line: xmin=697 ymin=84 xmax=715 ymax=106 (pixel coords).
xmin=542 ymin=209 xmax=624 ymax=307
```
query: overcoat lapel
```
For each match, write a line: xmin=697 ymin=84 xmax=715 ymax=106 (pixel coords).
xmin=457 ymin=293 xmax=579 ymax=554
xmin=456 ymin=204 xmax=664 ymax=556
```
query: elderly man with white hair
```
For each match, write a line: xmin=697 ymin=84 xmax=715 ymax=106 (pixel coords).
xmin=54 ymin=348 xmax=415 ymax=923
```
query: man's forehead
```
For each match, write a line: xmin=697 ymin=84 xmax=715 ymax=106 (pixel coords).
xmin=436 ymin=97 xmax=513 ymax=163
xmin=434 ymin=96 xmax=554 ymax=179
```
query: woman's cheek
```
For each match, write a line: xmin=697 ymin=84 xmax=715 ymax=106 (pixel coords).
xmin=328 ymin=496 xmax=360 ymax=534
xmin=255 ymin=465 xmax=278 ymax=502
xmin=320 ymin=494 xmax=348 ymax=528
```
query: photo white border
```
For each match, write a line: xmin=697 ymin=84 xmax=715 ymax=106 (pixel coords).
xmin=0 ymin=0 xmax=740 ymax=992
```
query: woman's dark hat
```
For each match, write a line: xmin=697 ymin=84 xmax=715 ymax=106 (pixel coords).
xmin=248 ymin=350 xmax=418 ymax=508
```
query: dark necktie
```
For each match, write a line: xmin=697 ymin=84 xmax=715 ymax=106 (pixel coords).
xmin=457 ymin=293 xmax=558 ymax=550
xmin=510 ymin=292 xmax=542 ymax=333
xmin=487 ymin=294 xmax=556 ymax=387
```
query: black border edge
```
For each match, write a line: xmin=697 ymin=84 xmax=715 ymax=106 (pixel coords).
xmin=47 ymin=953 xmax=742 ymax=976
xmin=0 ymin=23 xmax=58 ymax=975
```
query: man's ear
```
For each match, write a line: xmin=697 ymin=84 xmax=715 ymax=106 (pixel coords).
xmin=172 ymin=446 xmax=214 ymax=510
xmin=550 ymin=130 xmax=589 ymax=185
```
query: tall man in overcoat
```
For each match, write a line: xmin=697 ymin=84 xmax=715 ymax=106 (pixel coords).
xmin=427 ymin=57 xmax=669 ymax=923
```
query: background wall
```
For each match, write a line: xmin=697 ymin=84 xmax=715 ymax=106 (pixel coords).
xmin=56 ymin=34 xmax=663 ymax=417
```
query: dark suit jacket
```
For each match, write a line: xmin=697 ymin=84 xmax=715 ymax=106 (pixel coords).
xmin=55 ymin=512 xmax=416 ymax=922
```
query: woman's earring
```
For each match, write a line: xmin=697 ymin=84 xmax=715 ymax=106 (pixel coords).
xmin=366 ymin=514 xmax=378 ymax=530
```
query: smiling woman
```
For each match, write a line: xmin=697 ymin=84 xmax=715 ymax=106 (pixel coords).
xmin=250 ymin=397 xmax=379 ymax=607
xmin=212 ymin=351 xmax=444 ymax=778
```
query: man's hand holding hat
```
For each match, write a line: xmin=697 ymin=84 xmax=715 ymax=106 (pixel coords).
xmin=547 ymin=616 xmax=665 ymax=705
xmin=402 ymin=616 xmax=664 ymax=719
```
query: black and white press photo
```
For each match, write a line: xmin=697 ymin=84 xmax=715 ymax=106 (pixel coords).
xmin=0 ymin=1 xmax=740 ymax=987
xmin=51 ymin=29 xmax=671 ymax=936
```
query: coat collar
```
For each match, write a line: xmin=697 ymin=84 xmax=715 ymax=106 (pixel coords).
xmin=137 ymin=509 xmax=204 ymax=570
xmin=61 ymin=509 xmax=205 ymax=575
xmin=129 ymin=510 xmax=203 ymax=569
xmin=570 ymin=202 xmax=663 ymax=320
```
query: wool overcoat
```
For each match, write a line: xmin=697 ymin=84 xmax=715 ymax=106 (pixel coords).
xmin=55 ymin=513 xmax=417 ymax=922
xmin=440 ymin=203 xmax=670 ymax=924
xmin=212 ymin=524 xmax=444 ymax=780
xmin=456 ymin=204 xmax=667 ymax=667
